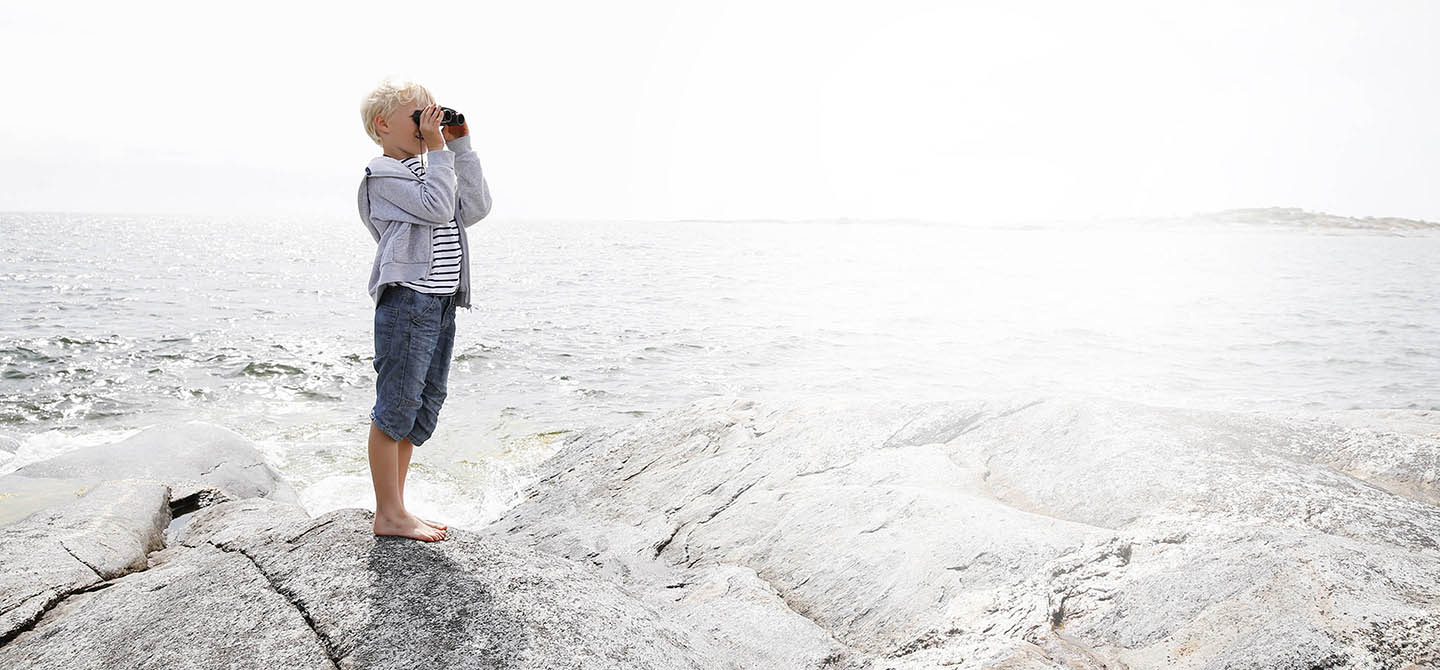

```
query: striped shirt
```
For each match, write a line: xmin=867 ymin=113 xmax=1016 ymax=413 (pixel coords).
xmin=395 ymin=156 xmax=463 ymax=294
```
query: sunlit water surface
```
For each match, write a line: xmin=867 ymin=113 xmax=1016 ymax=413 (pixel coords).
xmin=2 ymin=213 xmax=1436 ymax=526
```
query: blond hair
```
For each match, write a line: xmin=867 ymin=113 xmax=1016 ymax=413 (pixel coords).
xmin=360 ymin=78 xmax=436 ymax=145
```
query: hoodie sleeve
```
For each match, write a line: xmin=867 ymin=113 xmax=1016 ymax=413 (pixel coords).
xmin=445 ymin=135 xmax=493 ymax=227
xmin=366 ymin=150 xmax=458 ymax=225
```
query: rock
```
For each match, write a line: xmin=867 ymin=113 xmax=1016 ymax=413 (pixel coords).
xmin=481 ymin=395 xmax=1440 ymax=669
xmin=169 ymin=496 xmax=310 ymax=552
xmin=3 ymin=500 xmax=720 ymax=669
xmin=7 ymin=420 xmax=297 ymax=504
xmin=968 ymin=399 xmax=1440 ymax=554
xmin=1309 ymin=409 xmax=1440 ymax=504
xmin=0 ymin=421 xmax=296 ymax=649
xmin=6 ymin=396 xmax=1438 ymax=669
xmin=161 ymin=483 xmax=237 ymax=540
xmin=0 ymin=480 xmax=170 ymax=644
xmin=0 ymin=543 xmax=334 ymax=669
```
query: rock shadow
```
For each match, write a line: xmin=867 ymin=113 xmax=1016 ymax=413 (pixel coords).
xmin=351 ymin=532 xmax=528 ymax=669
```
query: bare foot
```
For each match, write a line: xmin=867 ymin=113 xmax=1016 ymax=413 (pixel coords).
xmin=374 ymin=513 xmax=446 ymax=541
xmin=406 ymin=511 xmax=448 ymax=530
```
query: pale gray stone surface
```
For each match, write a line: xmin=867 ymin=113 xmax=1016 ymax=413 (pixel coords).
xmin=4 ymin=398 xmax=1438 ymax=669
xmin=0 ymin=421 xmax=287 ymax=650
xmin=1305 ymin=408 xmax=1440 ymax=506
xmin=0 ymin=544 xmax=334 ymax=670
xmin=8 ymin=420 xmax=296 ymax=503
xmin=168 ymin=495 xmax=310 ymax=551
xmin=222 ymin=505 xmax=713 ymax=669
xmin=482 ymin=395 xmax=1440 ymax=669
xmin=0 ymin=480 xmax=169 ymax=644
xmin=7 ymin=499 xmax=718 ymax=669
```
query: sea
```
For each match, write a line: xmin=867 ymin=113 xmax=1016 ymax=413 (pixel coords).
xmin=2 ymin=211 xmax=1437 ymax=528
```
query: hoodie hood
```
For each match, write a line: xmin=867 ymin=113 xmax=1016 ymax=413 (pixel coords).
xmin=365 ymin=155 xmax=426 ymax=180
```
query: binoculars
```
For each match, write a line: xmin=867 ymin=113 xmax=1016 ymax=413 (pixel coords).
xmin=412 ymin=106 xmax=465 ymax=127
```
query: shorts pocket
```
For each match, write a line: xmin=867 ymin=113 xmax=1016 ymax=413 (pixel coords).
xmin=408 ymin=290 xmax=444 ymax=327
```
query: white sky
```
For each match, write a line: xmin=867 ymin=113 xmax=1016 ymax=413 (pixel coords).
xmin=2 ymin=1 xmax=1437 ymax=224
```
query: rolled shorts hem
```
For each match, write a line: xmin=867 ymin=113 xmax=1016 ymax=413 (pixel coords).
xmin=370 ymin=410 xmax=411 ymax=443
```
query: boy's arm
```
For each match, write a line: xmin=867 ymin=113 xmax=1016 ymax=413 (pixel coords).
xmin=366 ymin=150 xmax=459 ymax=225
xmin=446 ymin=135 xmax=493 ymax=227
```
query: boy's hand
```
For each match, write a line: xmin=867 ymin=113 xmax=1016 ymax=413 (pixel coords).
xmin=442 ymin=121 xmax=470 ymax=142
xmin=419 ymin=104 xmax=445 ymax=152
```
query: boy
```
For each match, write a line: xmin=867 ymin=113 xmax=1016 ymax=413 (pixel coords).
xmin=357 ymin=79 xmax=492 ymax=541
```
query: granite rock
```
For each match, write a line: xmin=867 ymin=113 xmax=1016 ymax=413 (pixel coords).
xmin=8 ymin=420 xmax=296 ymax=504
xmin=5 ymin=400 xmax=1439 ymax=669
xmin=482 ymin=395 xmax=1440 ymax=669
xmin=0 ymin=480 xmax=170 ymax=644
xmin=3 ymin=500 xmax=719 ymax=669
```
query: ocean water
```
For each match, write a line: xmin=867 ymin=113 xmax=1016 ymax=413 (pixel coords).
xmin=2 ymin=212 xmax=1437 ymax=527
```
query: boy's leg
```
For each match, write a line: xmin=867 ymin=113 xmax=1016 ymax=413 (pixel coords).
xmin=368 ymin=423 xmax=442 ymax=541
xmin=395 ymin=437 xmax=446 ymax=530
xmin=397 ymin=437 xmax=414 ymax=498
xmin=400 ymin=294 xmax=456 ymax=530
xmin=368 ymin=423 xmax=405 ymax=512
xmin=369 ymin=286 xmax=446 ymax=541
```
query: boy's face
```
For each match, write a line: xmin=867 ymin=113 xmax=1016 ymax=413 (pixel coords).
xmin=377 ymin=99 xmax=430 ymax=157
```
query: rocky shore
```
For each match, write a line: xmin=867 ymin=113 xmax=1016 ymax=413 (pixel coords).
xmin=2 ymin=397 xmax=1437 ymax=668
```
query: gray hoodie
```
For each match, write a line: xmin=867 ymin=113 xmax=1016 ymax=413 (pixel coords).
xmin=357 ymin=134 xmax=492 ymax=310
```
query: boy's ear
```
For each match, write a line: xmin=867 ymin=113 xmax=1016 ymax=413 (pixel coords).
xmin=375 ymin=113 xmax=387 ymax=134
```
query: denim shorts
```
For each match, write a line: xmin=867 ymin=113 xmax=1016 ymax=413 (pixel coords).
xmin=370 ymin=285 xmax=456 ymax=446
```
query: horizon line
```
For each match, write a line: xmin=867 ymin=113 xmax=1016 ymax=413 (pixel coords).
xmin=1 ymin=206 xmax=1436 ymax=228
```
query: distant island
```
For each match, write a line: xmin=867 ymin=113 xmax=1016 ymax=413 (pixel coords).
xmin=1165 ymin=206 xmax=1440 ymax=231
xmin=629 ymin=207 xmax=1440 ymax=231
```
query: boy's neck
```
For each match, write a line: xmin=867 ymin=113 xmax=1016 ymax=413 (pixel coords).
xmin=383 ymin=147 xmax=420 ymax=161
